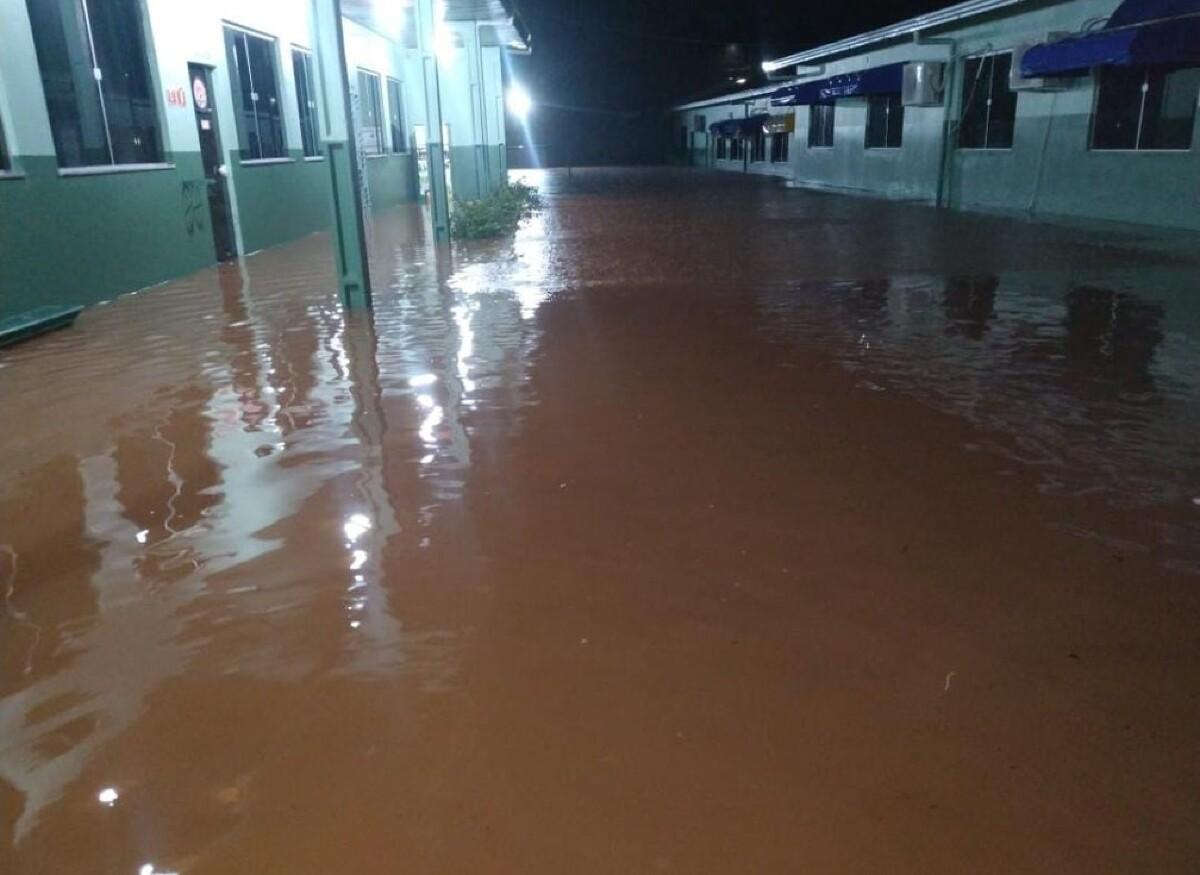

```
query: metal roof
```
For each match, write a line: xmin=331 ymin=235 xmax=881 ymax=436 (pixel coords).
xmin=340 ymin=0 xmax=530 ymax=52
xmin=762 ymin=0 xmax=1035 ymax=71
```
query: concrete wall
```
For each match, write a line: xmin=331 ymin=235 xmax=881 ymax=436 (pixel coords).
xmin=673 ymin=0 xmax=1200 ymax=230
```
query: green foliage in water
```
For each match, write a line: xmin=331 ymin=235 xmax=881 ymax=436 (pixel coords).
xmin=450 ymin=182 xmax=541 ymax=240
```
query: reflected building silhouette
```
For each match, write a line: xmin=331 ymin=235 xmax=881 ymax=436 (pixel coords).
xmin=1064 ymin=286 xmax=1165 ymax=390
xmin=943 ymin=275 xmax=998 ymax=341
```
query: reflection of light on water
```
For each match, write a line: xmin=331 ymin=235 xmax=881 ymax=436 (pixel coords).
xmin=349 ymin=549 xmax=367 ymax=570
xmin=408 ymin=373 xmax=437 ymax=388
xmin=342 ymin=513 xmax=372 ymax=544
xmin=97 ymin=787 xmax=119 ymax=807
xmin=512 ymin=211 xmax=549 ymax=320
xmin=140 ymin=865 xmax=178 ymax=875
xmin=453 ymin=303 xmax=476 ymax=396
xmin=419 ymin=404 xmax=445 ymax=445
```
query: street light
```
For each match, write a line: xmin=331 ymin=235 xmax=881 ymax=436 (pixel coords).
xmin=506 ymin=83 xmax=532 ymax=120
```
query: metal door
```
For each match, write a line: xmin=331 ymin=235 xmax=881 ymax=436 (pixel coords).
xmin=189 ymin=64 xmax=235 ymax=262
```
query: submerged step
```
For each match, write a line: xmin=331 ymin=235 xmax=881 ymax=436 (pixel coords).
xmin=0 ymin=304 xmax=83 ymax=349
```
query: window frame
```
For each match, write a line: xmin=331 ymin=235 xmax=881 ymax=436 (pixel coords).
xmin=1089 ymin=63 xmax=1200 ymax=152
xmin=808 ymin=103 xmax=835 ymax=149
xmin=291 ymin=46 xmax=320 ymax=159
xmin=26 ymin=0 xmax=166 ymax=169
xmin=769 ymin=131 xmax=789 ymax=163
xmin=865 ymin=94 xmax=905 ymax=149
xmin=224 ymin=24 xmax=288 ymax=162
xmin=386 ymin=76 xmax=407 ymax=154
xmin=355 ymin=68 xmax=384 ymax=156
xmin=716 ymin=136 xmax=728 ymax=160
xmin=750 ymin=127 xmax=766 ymax=163
xmin=958 ymin=51 xmax=1019 ymax=150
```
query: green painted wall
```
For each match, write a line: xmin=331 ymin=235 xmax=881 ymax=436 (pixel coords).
xmin=365 ymin=153 xmax=417 ymax=209
xmin=0 ymin=155 xmax=214 ymax=319
xmin=228 ymin=150 xmax=331 ymax=254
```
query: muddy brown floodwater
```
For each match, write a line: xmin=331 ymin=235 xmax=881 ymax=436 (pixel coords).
xmin=2 ymin=168 xmax=1200 ymax=873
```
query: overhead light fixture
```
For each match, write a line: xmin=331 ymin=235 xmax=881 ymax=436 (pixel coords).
xmin=736 ymin=77 xmax=748 ymax=85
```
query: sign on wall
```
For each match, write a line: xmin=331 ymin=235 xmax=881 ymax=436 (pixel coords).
xmin=165 ymin=87 xmax=188 ymax=108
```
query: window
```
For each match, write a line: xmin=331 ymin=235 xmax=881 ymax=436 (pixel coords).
xmin=770 ymin=132 xmax=789 ymax=163
xmin=292 ymin=48 xmax=319 ymax=157
xmin=386 ymin=77 xmax=406 ymax=153
xmin=225 ymin=27 xmax=286 ymax=160
xmin=356 ymin=69 xmax=383 ymax=155
xmin=808 ymin=103 xmax=835 ymax=148
xmin=730 ymin=137 xmax=743 ymax=160
xmin=1091 ymin=65 xmax=1200 ymax=151
xmin=865 ymin=94 xmax=904 ymax=148
xmin=716 ymin=136 xmax=728 ymax=159
xmin=25 ymin=0 xmax=162 ymax=167
xmin=750 ymin=128 xmax=766 ymax=162
xmin=959 ymin=53 xmax=1018 ymax=149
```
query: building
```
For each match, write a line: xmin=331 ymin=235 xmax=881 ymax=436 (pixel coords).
xmin=0 ymin=0 xmax=530 ymax=326
xmin=672 ymin=0 xmax=1200 ymax=230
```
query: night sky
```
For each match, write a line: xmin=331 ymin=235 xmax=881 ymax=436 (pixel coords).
xmin=507 ymin=0 xmax=948 ymax=166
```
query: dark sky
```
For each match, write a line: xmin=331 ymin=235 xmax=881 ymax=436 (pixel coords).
xmin=507 ymin=0 xmax=946 ymax=165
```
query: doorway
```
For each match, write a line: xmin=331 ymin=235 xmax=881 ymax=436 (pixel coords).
xmin=189 ymin=64 xmax=235 ymax=262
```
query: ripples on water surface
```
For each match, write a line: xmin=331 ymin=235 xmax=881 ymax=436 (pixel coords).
xmin=1 ymin=167 xmax=1199 ymax=871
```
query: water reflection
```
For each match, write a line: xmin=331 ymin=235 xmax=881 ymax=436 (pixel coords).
xmin=1063 ymin=285 xmax=1164 ymax=390
xmin=756 ymin=270 xmax=1200 ymax=544
xmin=0 ymin=202 xmax=552 ymax=856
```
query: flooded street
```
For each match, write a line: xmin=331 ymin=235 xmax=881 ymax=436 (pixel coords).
xmin=2 ymin=167 xmax=1199 ymax=872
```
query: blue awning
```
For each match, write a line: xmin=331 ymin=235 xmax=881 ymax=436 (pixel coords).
xmin=770 ymin=62 xmax=906 ymax=107
xmin=709 ymin=114 xmax=770 ymax=136
xmin=1020 ymin=0 xmax=1200 ymax=76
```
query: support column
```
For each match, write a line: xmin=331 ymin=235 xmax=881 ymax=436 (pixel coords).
xmin=416 ymin=0 xmax=451 ymax=243
xmin=310 ymin=0 xmax=372 ymax=309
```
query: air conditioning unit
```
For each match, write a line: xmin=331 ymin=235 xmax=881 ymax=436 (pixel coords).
xmin=902 ymin=61 xmax=945 ymax=106
xmin=1010 ymin=38 xmax=1072 ymax=91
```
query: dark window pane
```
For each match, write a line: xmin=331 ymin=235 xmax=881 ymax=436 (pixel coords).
xmin=225 ymin=30 xmax=257 ymax=158
xmin=1091 ymin=65 xmax=1144 ymax=149
xmin=225 ymin=28 xmax=285 ymax=160
xmin=87 ymin=0 xmax=161 ymax=164
xmin=293 ymin=49 xmax=319 ymax=157
xmin=387 ymin=77 xmax=405 ymax=153
xmin=770 ymin=132 xmax=789 ymax=162
xmin=1142 ymin=65 xmax=1200 ymax=149
xmin=247 ymin=34 xmax=284 ymax=158
xmin=26 ymin=0 xmax=113 ymax=166
xmin=961 ymin=54 xmax=1017 ymax=149
xmin=959 ymin=56 xmax=990 ymax=148
xmin=809 ymin=103 xmax=834 ymax=148
xmin=751 ymin=128 xmax=765 ymax=162
xmin=986 ymin=53 xmax=1017 ymax=148
xmin=865 ymin=94 xmax=903 ymax=148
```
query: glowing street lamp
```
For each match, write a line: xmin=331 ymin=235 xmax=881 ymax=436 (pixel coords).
xmin=506 ymin=83 xmax=532 ymax=121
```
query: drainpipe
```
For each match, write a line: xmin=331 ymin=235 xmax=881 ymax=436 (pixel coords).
xmin=922 ymin=34 xmax=959 ymax=210
xmin=310 ymin=0 xmax=372 ymax=309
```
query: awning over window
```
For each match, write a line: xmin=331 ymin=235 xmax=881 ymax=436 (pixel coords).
xmin=770 ymin=62 xmax=906 ymax=106
xmin=764 ymin=113 xmax=796 ymax=134
xmin=1020 ymin=0 xmax=1200 ymax=76
xmin=708 ymin=114 xmax=770 ymax=137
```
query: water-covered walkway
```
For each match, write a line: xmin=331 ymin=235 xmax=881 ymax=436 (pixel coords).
xmin=2 ymin=168 xmax=1199 ymax=873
